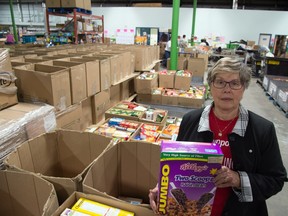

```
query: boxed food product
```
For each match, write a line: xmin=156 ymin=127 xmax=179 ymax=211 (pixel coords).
xmin=71 ymin=198 xmax=134 ymax=216
xmin=134 ymin=72 xmax=158 ymax=94
xmin=158 ymin=141 xmax=223 ymax=215
xmin=158 ymin=70 xmax=175 ymax=89
xmin=174 ymin=70 xmax=192 ymax=90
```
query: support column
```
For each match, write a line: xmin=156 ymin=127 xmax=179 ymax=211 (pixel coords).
xmin=9 ymin=0 xmax=18 ymax=43
xmin=191 ymin=0 xmax=197 ymax=46
xmin=170 ymin=0 xmax=180 ymax=70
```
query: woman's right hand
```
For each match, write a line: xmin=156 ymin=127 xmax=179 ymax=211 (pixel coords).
xmin=149 ymin=184 xmax=159 ymax=214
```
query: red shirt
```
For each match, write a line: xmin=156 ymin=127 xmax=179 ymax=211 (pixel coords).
xmin=209 ymin=110 xmax=238 ymax=216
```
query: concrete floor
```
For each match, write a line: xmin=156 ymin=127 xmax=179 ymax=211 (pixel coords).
xmin=241 ymin=78 xmax=288 ymax=216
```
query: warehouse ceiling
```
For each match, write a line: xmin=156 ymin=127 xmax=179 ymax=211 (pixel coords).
xmin=0 ymin=0 xmax=287 ymax=11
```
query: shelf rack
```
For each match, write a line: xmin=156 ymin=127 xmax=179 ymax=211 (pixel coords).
xmin=46 ymin=8 xmax=104 ymax=44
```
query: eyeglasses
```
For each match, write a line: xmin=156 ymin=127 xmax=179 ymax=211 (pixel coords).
xmin=213 ymin=79 xmax=243 ymax=90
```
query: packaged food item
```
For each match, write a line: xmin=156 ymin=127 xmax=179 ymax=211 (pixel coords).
xmin=72 ymin=198 xmax=134 ymax=216
xmin=158 ymin=141 xmax=223 ymax=215
xmin=61 ymin=208 xmax=90 ymax=216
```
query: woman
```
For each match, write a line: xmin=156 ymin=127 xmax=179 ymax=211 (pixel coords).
xmin=149 ymin=57 xmax=287 ymax=216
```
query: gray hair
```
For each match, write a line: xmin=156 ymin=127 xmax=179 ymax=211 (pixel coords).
xmin=207 ymin=57 xmax=251 ymax=89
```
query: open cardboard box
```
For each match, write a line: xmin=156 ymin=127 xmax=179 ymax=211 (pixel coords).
xmin=82 ymin=141 xmax=160 ymax=215
xmin=13 ymin=64 xmax=71 ymax=111
xmin=0 ymin=170 xmax=59 ymax=216
xmin=41 ymin=60 xmax=87 ymax=104
xmin=4 ymin=130 xmax=113 ymax=204
xmin=52 ymin=191 xmax=153 ymax=216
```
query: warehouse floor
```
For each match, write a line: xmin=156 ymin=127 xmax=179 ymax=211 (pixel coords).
xmin=142 ymin=76 xmax=288 ymax=215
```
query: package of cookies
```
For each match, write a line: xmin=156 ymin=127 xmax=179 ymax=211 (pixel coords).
xmin=158 ymin=140 xmax=223 ymax=216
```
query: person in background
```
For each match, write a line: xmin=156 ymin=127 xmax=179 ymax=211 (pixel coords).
xmin=5 ymin=30 xmax=15 ymax=45
xmin=163 ymin=38 xmax=171 ymax=67
xmin=200 ymin=38 xmax=209 ymax=46
xmin=179 ymin=34 xmax=188 ymax=49
xmin=149 ymin=57 xmax=287 ymax=216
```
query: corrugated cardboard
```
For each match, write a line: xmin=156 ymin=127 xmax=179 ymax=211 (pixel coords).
xmin=52 ymin=191 xmax=153 ymax=216
xmin=70 ymin=57 xmax=101 ymax=97
xmin=134 ymin=73 xmax=158 ymax=94
xmin=61 ymin=0 xmax=84 ymax=8
xmin=121 ymin=78 xmax=135 ymax=100
xmin=178 ymin=96 xmax=205 ymax=108
xmin=82 ymin=141 xmax=159 ymax=215
xmin=136 ymin=93 xmax=162 ymax=105
xmin=0 ymin=71 xmax=18 ymax=110
xmin=187 ymin=58 xmax=205 ymax=77
xmin=158 ymin=71 xmax=175 ymax=89
xmin=56 ymin=103 xmax=82 ymax=130
xmin=45 ymin=0 xmax=61 ymax=8
xmin=83 ymin=0 xmax=92 ymax=10
xmin=45 ymin=60 xmax=87 ymax=104
xmin=82 ymin=56 xmax=111 ymax=91
xmin=4 ymin=130 xmax=113 ymax=204
xmin=161 ymin=94 xmax=179 ymax=106
xmin=14 ymin=64 xmax=71 ymax=111
xmin=110 ymin=83 xmax=121 ymax=107
xmin=0 ymin=170 xmax=59 ymax=216
xmin=92 ymin=89 xmax=111 ymax=124
xmin=80 ymin=96 xmax=93 ymax=130
xmin=174 ymin=74 xmax=192 ymax=90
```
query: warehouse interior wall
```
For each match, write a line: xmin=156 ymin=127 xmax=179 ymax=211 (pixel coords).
xmin=0 ymin=4 xmax=288 ymax=43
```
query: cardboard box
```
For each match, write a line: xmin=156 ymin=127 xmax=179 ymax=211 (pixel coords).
xmin=121 ymin=78 xmax=135 ymax=100
xmin=178 ymin=96 xmax=205 ymax=108
xmin=0 ymin=170 xmax=59 ymax=216
xmin=80 ymin=96 xmax=93 ymax=131
xmin=177 ymin=56 xmax=187 ymax=70
xmin=110 ymin=83 xmax=121 ymax=107
xmin=136 ymin=93 xmax=162 ymax=105
xmin=82 ymin=141 xmax=159 ymax=216
xmin=46 ymin=0 xmax=61 ymax=7
xmin=134 ymin=73 xmax=158 ymax=94
xmin=105 ymin=107 xmax=144 ymax=122
xmin=0 ymin=71 xmax=18 ymax=110
xmin=161 ymin=94 xmax=178 ymax=106
xmin=53 ymin=192 xmax=153 ymax=216
xmin=14 ymin=64 xmax=71 ymax=111
xmin=82 ymin=56 xmax=111 ymax=91
xmin=4 ymin=130 xmax=113 ymax=204
xmin=187 ymin=58 xmax=205 ymax=77
xmin=46 ymin=60 xmax=87 ymax=104
xmin=70 ymin=57 xmax=101 ymax=97
xmin=157 ymin=141 xmax=223 ymax=215
xmin=92 ymin=89 xmax=111 ymax=124
xmin=83 ymin=0 xmax=92 ymax=10
xmin=158 ymin=71 xmax=175 ymax=89
xmin=56 ymin=103 xmax=82 ymax=130
xmin=174 ymin=73 xmax=192 ymax=90
xmin=61 ymin=0 xmax=84 ymax=8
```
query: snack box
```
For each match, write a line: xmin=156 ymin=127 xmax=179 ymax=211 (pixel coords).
xmin=72 ymin=198 xmax=134 ymax=216
xmin=158 ymin=141 xmax=223 ymax=215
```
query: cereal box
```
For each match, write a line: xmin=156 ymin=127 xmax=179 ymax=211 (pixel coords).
xmin=158 ymin=141 xmax=223 ymax=215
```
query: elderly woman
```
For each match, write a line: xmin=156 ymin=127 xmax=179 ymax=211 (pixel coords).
xmin=149 ymin=57 xmax=287 ymax=216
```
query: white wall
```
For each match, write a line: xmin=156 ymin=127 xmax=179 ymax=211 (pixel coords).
xmin=1 ymin=4 xmax=288 ymax=43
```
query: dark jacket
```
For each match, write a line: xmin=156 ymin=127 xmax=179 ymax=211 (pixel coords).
xmin=177 ymin=108 xmax=287 ymax=216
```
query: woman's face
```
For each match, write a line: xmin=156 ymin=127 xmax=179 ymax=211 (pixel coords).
xmin=210 ymin=72 xmax=245 ymax=113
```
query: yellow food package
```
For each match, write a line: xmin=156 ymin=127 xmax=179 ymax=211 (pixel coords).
xmin=72 ymin=198 xmax=134 ymax=216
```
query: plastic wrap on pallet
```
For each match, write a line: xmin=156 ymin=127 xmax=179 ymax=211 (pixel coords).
xmin=0 ymin=48 xmax=12 ymax=72
xmin=0 ymin=102 xmax=56 ymax=169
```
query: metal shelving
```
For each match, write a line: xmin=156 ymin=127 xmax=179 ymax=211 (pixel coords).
xmin=46 ymin=8 xmax=104 ymax=44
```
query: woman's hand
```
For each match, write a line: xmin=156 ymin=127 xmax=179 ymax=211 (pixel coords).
xmin=149 ymin=184 xmax=159 ymax=214
xmin=213 ymin=166 xmax=241 ymax=189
